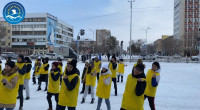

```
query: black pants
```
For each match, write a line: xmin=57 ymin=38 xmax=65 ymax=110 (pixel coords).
xmin=56 ymin=105 xmax=76 ymax=110
xmin=38 ymin=74 xmax=48 ymax=90
xmin=81 ymin=83 xmax=91 ymax=93
xmin=144 ymin=95 xmax=156 ymax=110
xmin=60 ymin=75 xmax=63 ymax=85
xmin=47 ymin=92 xmax=59 ymax=108
xmin=112 ymin=78 xmax=117 ymax=95
xmin=32 ymin=71 xmax=36 ymax=84
xmin=18 ymin=85 xmax=24 ymax=107
xmin=120 ymin=108 xmax=126 ymax=110
xmin=97 ymin=73 xmax=99 ymax=81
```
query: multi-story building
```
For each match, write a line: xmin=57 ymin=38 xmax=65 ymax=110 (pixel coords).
xmin=0 ymin=17 xmax=12 ymax=53
xmin=154 ymin=39 xmax=162 ymax=54
xmin=11 ymin=13 xmax=73 ymax=55
xmin=174 ymin=0 xmax=200 ymax=55
xmin=76 ymin=38 xmax=96 ymax=54
xmin=96 ymin=29 xmax=111 ymax=45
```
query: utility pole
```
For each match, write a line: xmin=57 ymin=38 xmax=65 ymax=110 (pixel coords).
xmin=128 ymin=0 xmax=135 ymax=62
xmin=89 ymin=29 xmax=95 ymax=41
xmin=141 ymin=27 xmax=151 ymax=56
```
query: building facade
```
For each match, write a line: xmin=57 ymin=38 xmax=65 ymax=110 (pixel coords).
xmin=11 ymin=13 xmax=73 ymax=55
xmin=0 ymin=18 xmax=12 ymax=54
xmin=96 ymin=29 xmax=111 ymax=45
xmin=174 ymin=0 xmax=200 ymax=55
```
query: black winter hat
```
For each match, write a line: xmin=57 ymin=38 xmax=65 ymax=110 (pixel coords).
xmin=152 ymin=62 xmax=160 ymax=69
xmin=18 ymin=55 xmax=24 ymax=61
xmin=68 ymin=59 xmax=77 ymax=69
xmin=112 ymin=56 xmax=116 ymax=61
xmin=6 ymin=61 xmax=15 ymax=68
xmin=135 ymin=64 xmax=145 ymax=72
xmin=58 ymin=58 xmax=62 ymax=61
xmin=25 ymin=57 xmax=32 ymax=63
xmin=119 ymin=59 xmax=124 ymax=61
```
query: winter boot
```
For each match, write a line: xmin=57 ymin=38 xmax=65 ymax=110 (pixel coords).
xmin=19 ymin=107 xmax=23 ymax=110
xmin=37 ymin=87 xmax=41 ymax=91
xmin=44 ymin=87 xmax=47 ymax=91
xmin=80 ymin=91 xmax=84 ymax=94
xmin=117 ymin=75 xmax=120 ymax=82
xmin=25 ymin=97 xmax=30 ymax=100
xmin=90 ymin=98 xmax=95 ymax=104
xmin=121 ymin=76 xmax=123 ymax=83
xmin=47 ymin=108 xmax=53 ymax=110
xmin=81 ymin=98 xmax=85 ymax=104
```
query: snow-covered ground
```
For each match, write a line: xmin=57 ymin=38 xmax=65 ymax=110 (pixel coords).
xmin=1 ymin=60 xmax=200 ymax=110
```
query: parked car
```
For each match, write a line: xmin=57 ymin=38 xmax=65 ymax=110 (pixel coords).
xmin=173 ymin=54 xmax=181 ymax=59
xmin=1 ymin=52 xmax=18 ymax=59
xmin=44 ymin=53 xmax=64 ymax=60
xmin=140 ymin=54 xmax=156 ymax=60
xmin=191 ymin=55 xmax=200 ymax=61
xmin=30 ymin=53 xmax=43 ymax=59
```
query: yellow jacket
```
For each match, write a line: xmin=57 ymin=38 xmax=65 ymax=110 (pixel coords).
xmin=58 ymin=74 xmax=80 ymax=107
xmin=85 ymin=67 xmax=97 ymax=87
xmin=24 ymin=63 xmax=31 ymax=79
xmin=118 ymin=63 xmax=125 ymax=73
xmin=58 ymin=64 xmax=63 ymax=75
xmin=39 ymin=63 xmax=49 ymax=75
xmin=109 ymin=62 xmax=117 ymax=78
xmin=94 ymin=61 xmax=101 ymax=73
xmin=0 ymin=73 xmax=19 ymax=104
xmin=121 ymin=74 xmax=145 ymax=110
xmin=96 ymin=70 xmax=112 ymax=99
xmin=0 ymin=64 xmax=2 ymax=79
xmin=144 ymin=69 xmax=160 ymax=97
xmin=48 ymin=69 xmax=60 ymax=93
xmin=16 ymin=62 xmax=26 ymax=85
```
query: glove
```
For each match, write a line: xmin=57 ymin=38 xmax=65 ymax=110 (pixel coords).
xmin=1 ymin=78 xmax=8 ymax=84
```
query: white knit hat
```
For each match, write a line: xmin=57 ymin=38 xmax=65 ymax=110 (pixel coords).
xmin=102 ymin=64 xmax=109 ymax=70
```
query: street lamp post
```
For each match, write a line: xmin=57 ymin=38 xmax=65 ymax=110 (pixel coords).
xmin=128 ymin=0 xmax=135 ymax=62
xmin=89 ymin=29 xmax=95 ymax=41
xmin=141 ymin=27 xmax=151 ymax=56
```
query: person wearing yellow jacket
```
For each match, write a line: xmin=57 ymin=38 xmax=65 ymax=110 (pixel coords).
xmin=117 ymin=59 xmax=127 ymax=83
xmin=109 ymin=56 xmax=118 ymax=96
xmin=37 ymin=57 xmax=49 ymax=91
xmin=16 ymin=55 xmax=27 ymax=110
xmin=56 ymin=59 xmax=80 ymax=110
xmin=24 ymin=57 xmax=32 ymax=100
xmin=94 ymin=57 xmax=101 ymax=81
xmin=58 ymin=58 xmax=63 ymax=84
xmin=144 ymin=62 xmax=161 ymax=110
xmin=47 ymin=62 xmax=60 ymax=110
xmin=120 ymin=64 xmax=146 ymax=110
xmin=81 ymin=60 xmax=97 ymax=104
xmin=0 ymin=60 xmax=2 ymax=79
xmin=0 ymin=61 xmax=19 ymax=110
xmin=133 ymin=59 xmax=146 ymax=70
xmin=96 ymin=64 xmax=112 ymax=110
xmin=32 ymin=57 xmax=41 ymax=84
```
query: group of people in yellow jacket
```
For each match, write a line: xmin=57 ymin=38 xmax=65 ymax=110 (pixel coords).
xmin=0 ymin=55 xmax=32 ymax=110
xmin=0 ymin=54 xmax=160 ymax=110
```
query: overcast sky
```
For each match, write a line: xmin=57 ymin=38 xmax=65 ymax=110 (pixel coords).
xmin=0 ymin=0 xmax=174 ymax=50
